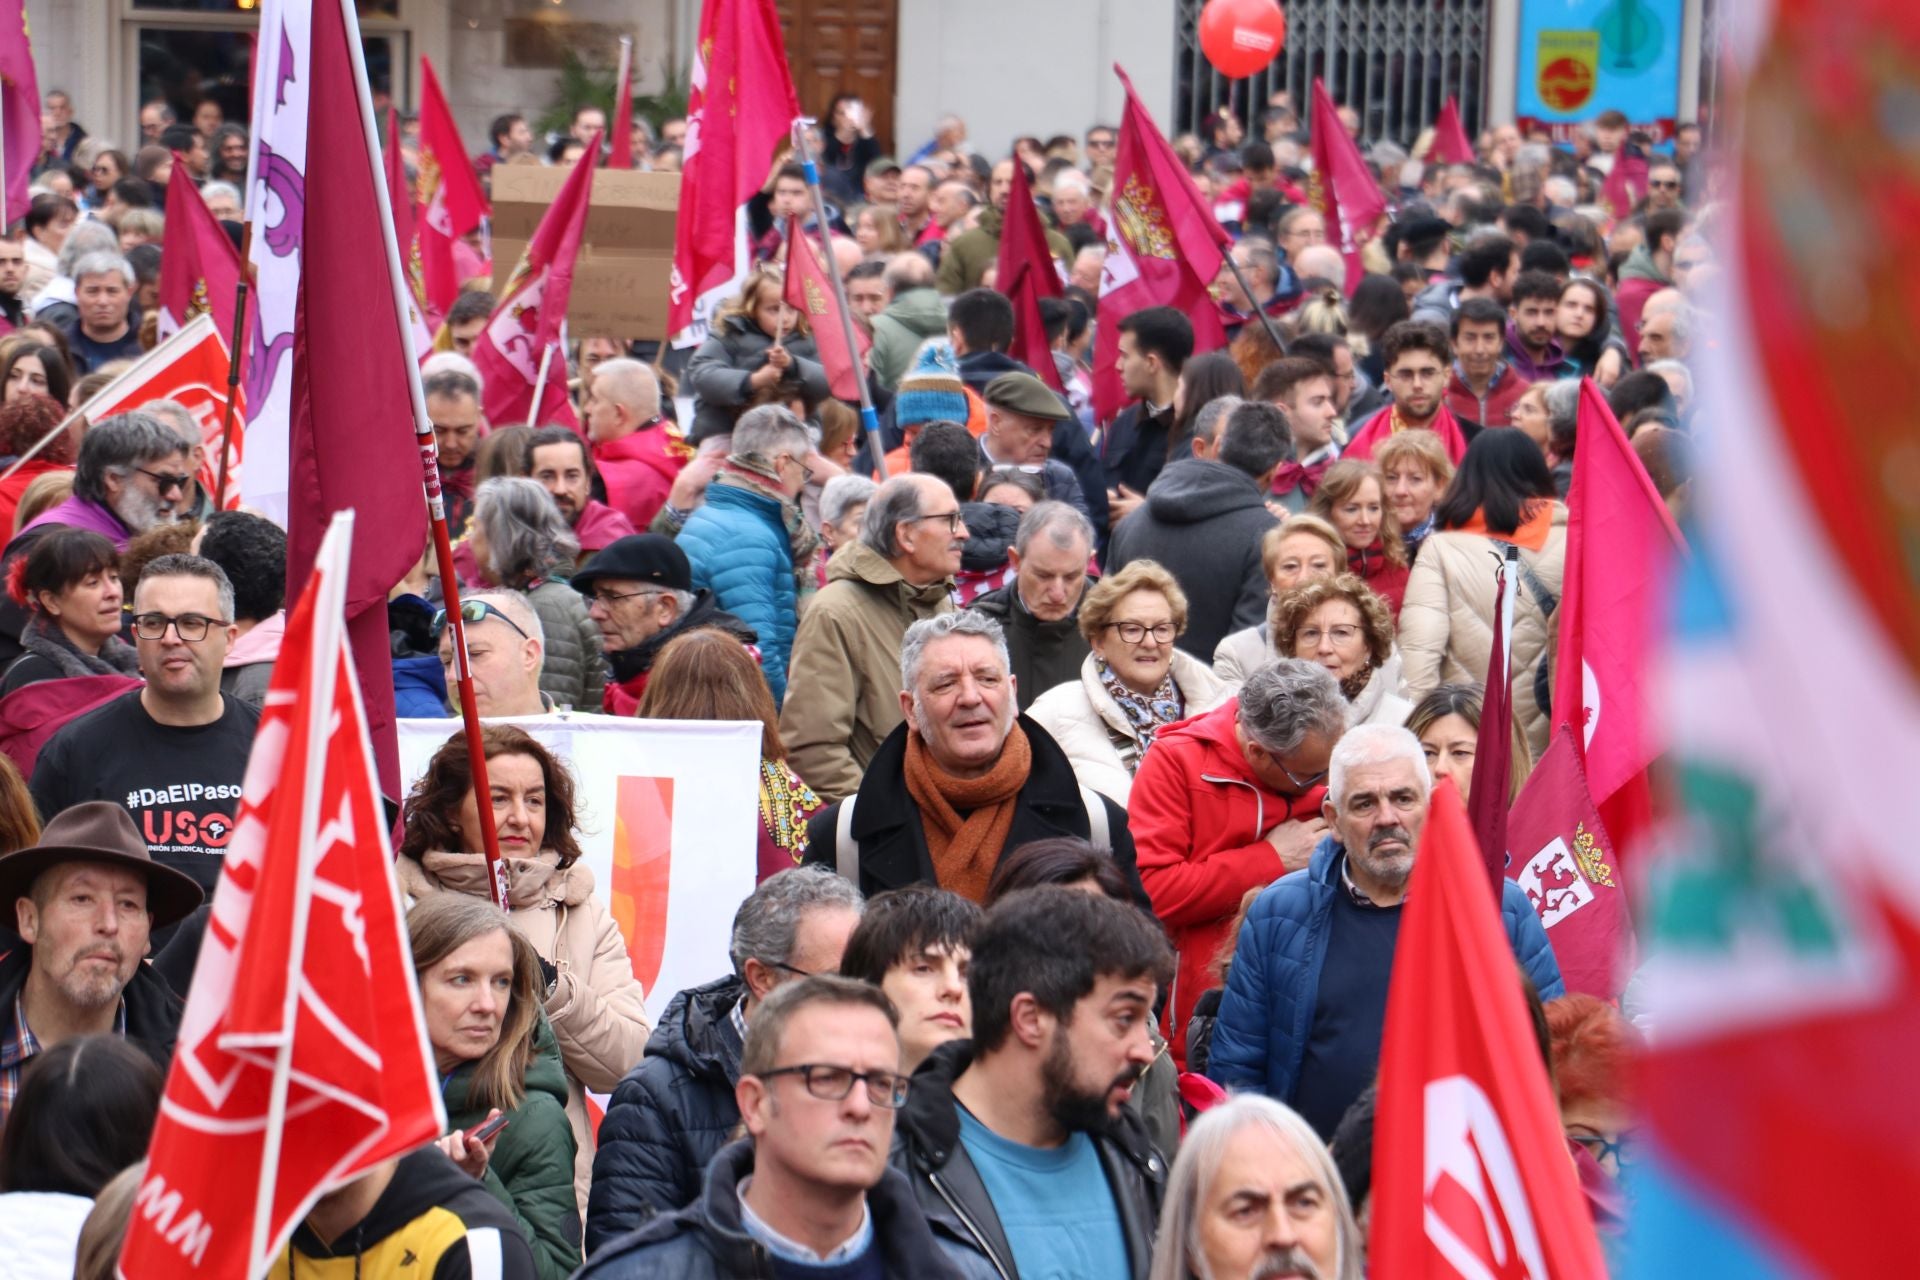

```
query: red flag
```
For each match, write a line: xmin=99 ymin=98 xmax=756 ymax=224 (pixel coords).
xmin=284 ymin=0 xmax=432 ymax=796
xmin=669 ymin=0 xmax=802 ymax=334
xmin=418 ymin=57 xmax=490 ymax=321
xmin=1370 ymin=780 xmax=1609 ymax=1279
xmin=1506 ymin=727 xmax=1635 ymax=998
xmin=0 ymin=0 xmax=38 ymax=227
xmin=118 ymin=512 xmax=444 ymax=1279
xmin=473 ymin=137 xmax=597 ymax=431
xmin=1431 ymin=96 xmax=1476 ymax=167
xmin=72 ymin=313 xmax=240 ymax=503
xmin=1600 ymin=145 xmax=1650 ymax=222
xmin=1552 ymin=379 xmax=1683 ymax=850
xmin=1094 ymin=63 xmax=1231 ymax=422
xmin=608 ymin=37 xmax=636 ymax=170
xmin=783 ymin=224 xmax=866 ymax=402
xmin=1309 ymin=79 xmax=1386 ymax=295
xmin=1468 ymin=551 xmax=1514 ymax=889
xmin=996 ymin=159 xmax=1066 ymax=394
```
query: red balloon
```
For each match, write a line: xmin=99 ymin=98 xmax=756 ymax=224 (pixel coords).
xmin=1198 ymin=0 xmax=1288 ymax=79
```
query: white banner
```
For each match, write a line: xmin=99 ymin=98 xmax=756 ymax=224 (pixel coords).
xmin=396 ymin=714 xmax=762 ymax=1021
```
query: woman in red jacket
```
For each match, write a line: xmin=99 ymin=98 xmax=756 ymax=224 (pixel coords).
xmin=1312 ymin=458 xmax=1410 ymax=615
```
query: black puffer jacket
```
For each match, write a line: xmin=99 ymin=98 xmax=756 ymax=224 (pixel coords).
xmin=584 ymin=975 xmax=746 ymax=1253
xmin=0 ymin=948 xmax=183 ymax=1079
xmin=891 ymin=1040 xmax=1168 ymax=1280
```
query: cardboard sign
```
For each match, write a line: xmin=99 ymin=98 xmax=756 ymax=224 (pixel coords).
xmin=489 ymin=163 xmax=681 ymax=341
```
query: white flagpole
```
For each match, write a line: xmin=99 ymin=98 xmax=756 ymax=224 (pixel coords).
xmin=1495 ymin=542 xmax=1518 ymax=693
xmin=249 ymin=508 xmax=353 ymax=1274
xmin=529 ymin=342 xmax=556 ymax=424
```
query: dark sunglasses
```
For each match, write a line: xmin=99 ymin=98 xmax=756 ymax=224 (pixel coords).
xmin=432 ymin=599 xmax=530 ymax=642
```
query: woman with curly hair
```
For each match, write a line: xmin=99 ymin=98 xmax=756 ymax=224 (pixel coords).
xmin=0 ymin=394 xmax=75 ymax=533
xmin=1270 ymin=573 xmax=1410 ymax=728
xmin=1 ymin=527 xmax=140 ymax=693
xmin=1311 ymin=458 xmax=1410 ymax=614
xmin=398 ymin=723 xmax=651 ymax=1213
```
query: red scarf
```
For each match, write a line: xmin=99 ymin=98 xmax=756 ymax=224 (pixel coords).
xmin=1344 ymin=401 xmax=1468 ymax=465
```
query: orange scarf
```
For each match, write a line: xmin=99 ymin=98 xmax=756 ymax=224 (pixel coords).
xmin=904 ymin=723 xmax=1032 ymax=903
xmin=1457 ymin=499 xmax=1554 ymax=551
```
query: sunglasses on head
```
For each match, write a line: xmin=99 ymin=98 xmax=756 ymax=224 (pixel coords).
xmin=432 ymin=599 xmax=530 ymax=641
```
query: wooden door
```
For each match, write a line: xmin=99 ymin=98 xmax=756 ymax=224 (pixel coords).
xmin=777 ymin=0 xmax=899 ymax=153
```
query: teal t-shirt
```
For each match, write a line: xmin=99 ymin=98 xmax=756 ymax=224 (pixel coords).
xmin=956 ymin=1105 xmax=1129 ymax=1280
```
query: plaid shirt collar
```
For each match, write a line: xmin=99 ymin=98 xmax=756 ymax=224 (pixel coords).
xmin=730 ymin=995 xmax=750 ymax=1046
xmin=2 ymin=991 xmax=129 ymax=1072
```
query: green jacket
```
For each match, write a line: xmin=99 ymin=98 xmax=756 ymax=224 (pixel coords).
xmin=443 ymin=1019 xmax=582 ymax=1280
xmin=936 ymin=205 xmax=1074 ymax=295
xmin=869 ymin=286 xmax=952 ymax=390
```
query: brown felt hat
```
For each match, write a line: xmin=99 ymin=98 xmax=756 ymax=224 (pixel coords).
xmin=0 ymin=802 xmax=206 ymax=928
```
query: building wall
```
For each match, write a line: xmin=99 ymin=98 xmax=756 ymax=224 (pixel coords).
xmin=894 ymin=0 xmax=1176 ymax=159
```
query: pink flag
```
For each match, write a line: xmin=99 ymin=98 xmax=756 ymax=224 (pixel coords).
xmin=418 ymin=57 xmax=490 ymax=321
xmin=783 ymin=223 xmax=866 ymax=402
xmin=118 ymin=512 xmax=444 ymax=1279
xmin=1309 ymin=79 xmax=1386 ymax=295
xmin=1094 ymin=63 xmax=1231 ymax=422
xmin=669 ymin=0 xmax=802 ymax=335
xmin=0 ymin=0 xmax=37 ymax=227
xmin=473 ymin=138 xmax=597 ymax=431
xmin=609 ymin=37 xmax=636 ymax=169
xmin=996 ymin=159 xmax=1066 ymax=394
xmin=1431 ymin=96 xmax=1476 ymax=167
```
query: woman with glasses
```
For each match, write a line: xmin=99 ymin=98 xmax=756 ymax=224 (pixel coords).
xmin=84 ymin=150 xmax=129 ymax=212
xmin=467 ymin=477 xmax=603 ymax=712
xmin=0 ymin=527 xmax=139 ymax=693
xmin=408 ymin=894 xmax=581 ymax=1280
xmin=1271 ymin=574 xmax=1409 ymax=729
xmin=399 ymin=724 xmax=651 ymax=1217
xmin=1030 ymin=560 xmax=1229 ymax=806
xmin=1546 ymin=992 xmax=1640 ymax=1241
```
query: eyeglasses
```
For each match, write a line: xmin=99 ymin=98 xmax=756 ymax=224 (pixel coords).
xmin=432 ymin=599 xmax=530 ymax=641
xmin=758 ymin=1063 xmax=911 ymax=1109
xmin=133 ymin=612 xmax=229 ymax=642
xmin=908 ymin=510 xmax=965 ymax=533
xmin=1569 ymin=1132 xmax=1637 ymax=1169
xmin=778 ymin=454 xmax=816 ymax=485
xmin=1105 ymin=621 xmax=1176 ymax=645
xmin=1297 ymin=624 xmax=1362 ymax=647
xmin=1648 ymin=179 xmax=1681 ymax=190
xmin=588 ymin=587 xmax=671 ymax=609
xmin=134 ymin=467 xmax=192 ymax=495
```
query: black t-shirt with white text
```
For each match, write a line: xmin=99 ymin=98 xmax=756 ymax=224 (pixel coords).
xmin=30 ymin=690 xmax=261 ymax=894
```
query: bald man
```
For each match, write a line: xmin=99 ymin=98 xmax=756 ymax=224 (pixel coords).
xmin=583 ymin=358 xmax=693 ymax=533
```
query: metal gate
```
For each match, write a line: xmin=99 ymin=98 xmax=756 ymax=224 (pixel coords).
xmin=1174 ymin=0 xmax=1492 ymax=148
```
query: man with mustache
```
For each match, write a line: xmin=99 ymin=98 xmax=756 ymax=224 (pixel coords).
xmin=0 ymin=802 xmax=203 ymax=1126
xmin=894 ymin=885 xmax=1175 ymax=1279
xmin=1205 ymin=725 xmax=1563 ymax=1138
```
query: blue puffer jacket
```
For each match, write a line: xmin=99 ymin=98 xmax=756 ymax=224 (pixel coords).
xmin=675 ymin=483 xmax=797 ymax=704
xmin=1207 ymin=835 xmax=1564 ymax=1101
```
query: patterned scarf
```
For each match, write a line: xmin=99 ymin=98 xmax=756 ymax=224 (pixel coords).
xmin=1096 ymin=657 xmax=1185 ymax=757
xmin=904 ymin=723 xmax=1031 ymax=903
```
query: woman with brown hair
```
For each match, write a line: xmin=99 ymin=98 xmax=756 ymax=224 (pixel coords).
xmin=397 ymin=724 xmax=649 ymax=1212
xmin=1 ymin=527 xmax=140 ymax=693
xmin=1311 ymin=458 xmax=1410 ymax=614
xmin=1269 ymin=573 xmax=1410 ymax=728
xmin=409 ymin=895 xmax=580 ymax=1280
xmin=635 ymin=626 xmax=823 ymax=881
xmin=0 ymin=394 xmax=75 ymax=534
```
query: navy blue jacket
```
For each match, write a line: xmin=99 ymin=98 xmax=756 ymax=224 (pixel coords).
xmin=676 ymin=481 xmax=799 ymax=704
xmin=1206 ymin=836 xmax=1564 ymax=1102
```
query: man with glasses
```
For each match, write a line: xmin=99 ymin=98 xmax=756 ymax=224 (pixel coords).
xmin=578 ymin=974 xmax=960 ymax=1279
xmin=31 ymin=555 xmax=260 ymax=899
xmin=589 ymin=869 xmax=863 ymax=1247
xmin=1084 ymin=124 xmax=1118 ymax=169
xmin=1206 ymin=724 xmax=1563 ymax=1137
xmin=570 ymin=534 xmax=758 ymax=716
xmin=1343 ymin=320 xmax=1469 ymax=467
xmin=781 ymin=474 xmax=962 ymax=801
xmin=1129 ymin=660 xmax=1348 ymax=1065
xmin=432 ymin=591 xmax=548 ymax=718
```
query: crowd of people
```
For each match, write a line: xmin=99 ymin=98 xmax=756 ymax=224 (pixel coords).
xmin=0 ymin=79 xmax=1683 ymax=1277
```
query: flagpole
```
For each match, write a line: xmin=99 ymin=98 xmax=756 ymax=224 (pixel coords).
xmin=250 ymin=509 xmax=353 ymax=1273
xmin=790 ymin=118 xmax=887 ymax=478
xmin=529 ymin=342 xmax=556 ymax=425
xmin=341 ymin=0 xmax=509 ymax=910
xmin=1223 ymin=254 xmax=1286 ymax=352
xmin=214 ymin=223 xmax=254 ymax=510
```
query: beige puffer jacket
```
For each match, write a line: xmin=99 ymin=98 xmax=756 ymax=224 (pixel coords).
xmin=397 ymin=850 xmax=651 ymax=1216
xmin=1029 ymin=650 xmax=1234 ymax=807
xmin=1396 ymin=503 xmax=1568 ymax=762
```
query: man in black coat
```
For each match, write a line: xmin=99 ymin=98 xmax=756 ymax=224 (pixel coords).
xmin=967 ymin=500 xmax=1096 ymax=710
xmin=0 ymin=802 xmax=201 ymax=1125
xmin=584 ymin=868 xmax=865 ymax=1252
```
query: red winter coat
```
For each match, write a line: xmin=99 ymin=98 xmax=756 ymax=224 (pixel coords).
xmin=594 ymin=425 xmax=692 ymax=533
xmin=1127 ymin=700 xmax=1326 ymax=1066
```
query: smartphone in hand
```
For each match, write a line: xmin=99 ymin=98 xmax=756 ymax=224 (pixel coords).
xmin=465 ymin=1112 xmax=509 ymax=1145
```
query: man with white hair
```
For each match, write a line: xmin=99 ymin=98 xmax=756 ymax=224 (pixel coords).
xmin=201 ymin=181 xmax=242 ymax=222
xmin=583 ymin=357 xmax=689 ymax=532
xmin=434 ymin=590 xmax=548 ymax=718
xmin=1148 ymin=1094 xmax=1363 ymax=1280
xmin=63 ymin=251 xmax=142 ymax=371
xmin=1645 ymin=357 xmax=1694 ymax=416
xmin=1206 ymin=724 xmax=1562 ymax=1137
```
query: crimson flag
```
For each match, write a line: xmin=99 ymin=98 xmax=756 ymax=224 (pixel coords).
xmin=418 ymin=57 xmax=490 ymax=321
xmin=1468 ymin=551 xmax=1514 ymax=889
xmin=1094 ymin=63 xmax=1231 ymax=422
xmin=73 ymin=313 xmax=240 ymax=504
xmin=1431 ymin=96 xmax=1476 ymax=167
xmin=608 ymin=37 xmax=636 ymax=169
xmin=473 ymin=136 xmax=597 ymax=431
xmin=783 ymin=223 xmax=866 ymax=402
xmin=997 ymin=159 xmax=1066 ymax=394
xmin=118 ymin=511 xmax=444 ymax=1279
xmin=1506 ymin=727 xmax=1634 ymax=999
xmin=1370 ymin=780 xmax=1609 ymax=1279
xmin=669 ymin=0 xmax=801 ymax=335
xmin=1309 ymin=79 xmax=1386 ymax=295
xmin=284 ymin=0 xmax=432 ymax=796
xmin=156 ymin=162 xmax=255 ymax=504
xmin=1552 ymin=379 xmax=1683 ymax=853
xmin=0 ymin=0 xmax=37 ymax=228
xmin=1601 ymin=145 xmax=1650 ymax=222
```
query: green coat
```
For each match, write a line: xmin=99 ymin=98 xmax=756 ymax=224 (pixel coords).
xmin=444 ymin=1018 xmax=582 ymax=1280
xmin=869 ymin=286 xmax=952 ymax=390
xmin=935 ymin=205 xmax=1074 ymax=295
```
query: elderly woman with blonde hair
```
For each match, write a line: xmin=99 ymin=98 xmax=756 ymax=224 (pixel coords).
xmin=1269 ymin=573 xmax=1411 ymax=728
xmin=1028 ymin=559 xmax=1231 ymax=806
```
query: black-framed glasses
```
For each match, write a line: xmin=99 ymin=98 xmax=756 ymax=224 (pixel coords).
xmin=758 ymin=1063 xmax=911 ymax=1109
xmin=432 ymin=599 xmax=530 ymax=642
xmin=1569 ymin=1132 xmax=1636 ymax=1169
xmin=1104 ymin=621 xmax=1176 ymax=645
xmin=134 ymin=467 xmax=192 ymax=495
xmin=133 ymin=612 xmax=228 ymax=642
xmin=909 ymin=510 xmax=964 ymax=533
xmin=768 ymin=961 xmax=818 ymax=979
